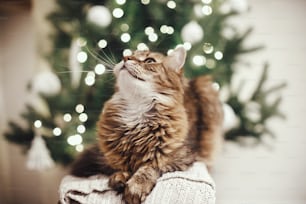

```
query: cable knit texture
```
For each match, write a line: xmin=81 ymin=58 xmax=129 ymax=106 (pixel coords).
xmin=59 ymin=162 xmax=216 ymax=204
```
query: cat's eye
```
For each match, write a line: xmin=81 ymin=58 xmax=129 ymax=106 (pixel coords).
xmin=144 ymin=58 xmax=156 ymax=63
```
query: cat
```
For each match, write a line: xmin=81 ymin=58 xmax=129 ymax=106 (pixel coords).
xmin=71 ymin=46 xmax=223 ymax=204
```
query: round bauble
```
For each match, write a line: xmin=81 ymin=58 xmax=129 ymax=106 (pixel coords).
xmin=87 ymin=5 xmax=112 ymax=27
xmin=32 ymin=70 xmax=61 ymax=96
xmin=181 ymin=21 xmax=204 ymax=44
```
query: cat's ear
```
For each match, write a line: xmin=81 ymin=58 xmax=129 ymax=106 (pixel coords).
xmin=163 ymin=46 xmax=186 ymax=72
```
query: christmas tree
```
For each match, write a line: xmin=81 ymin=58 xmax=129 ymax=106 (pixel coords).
xmin=5 ymin=0 xmax=285 ymax=168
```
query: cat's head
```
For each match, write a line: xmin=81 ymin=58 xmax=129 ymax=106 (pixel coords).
xmin=114 ymin=46 xmax=186 ymax=102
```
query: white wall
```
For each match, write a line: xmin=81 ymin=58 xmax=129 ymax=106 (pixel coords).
xmin=0 ymin=8 xmax=67 ymax=204
xmin=0 ymin=0 xmax=305 ymax=203
xmin=213 ymin=0 xmax=306 ymax=203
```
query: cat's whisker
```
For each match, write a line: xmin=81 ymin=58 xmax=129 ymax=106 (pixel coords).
xmin=85 ymin=47 xmax=115 ymax=69
xmin=99 ymin=47 xmax=117 ymax=65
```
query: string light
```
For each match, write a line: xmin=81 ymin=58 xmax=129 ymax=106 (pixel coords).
xmin=141 ymin=0 xmax=150 ymax=5
xmin=112 ymin=8 xmax=124 ymax=18
xmin=85 ymin=71 xmax=95 ymax=86
xmin=206 ymin=58 xmax=216 ymax=69
xmin=116 ymin=0 xmax=126 ymax=5
xmin=120 ymin=23 xmax=129 ymax=32
xmin=202 ymin=0 xmax=212 ymax=4
xmin=98 ymin=39 xmax=107 ymax=48
xmin=192 ymin=55 xmax=206 ymax=66
xmin=123 ymin=49 xmax=132 ymax=56
xmin=167 ymin=1 xmax=176 ymax=9
xmin=183 ymin=42 xmax=192 ymax=50
xmin=137 ymin=43 xmax=149 ymax=51
xmin=76 ymin=144 xmax=84 ymax=152
xmin=148 ymin=33 xmax=158 ymax=42
xmin=79 ymin=113 xmax=88 ymax=122
xmin=34 ymin=120 xmax=42 ymax=128
xmin=53 ymin=127 xmax=62 ymax=136
xmin=145 ymin=27 xmax=154 ymax=35
xmin=167 ymin=26 xmax=174 ymax=34
xmin=121 ymin=33 xmax=131 ymax=43
xmin=202 ymin=5 xmax=213 ymax=15
xmin=160 ymin=25 xmax=174 ymax=34
xmin=95 ymin=64 xmax=106 ymax=75
xmin=214 ymin=51 xmax=223 ymax=60
xmin=203 ymin=43 xmax=214 ymax=54
xmin=63 ymin=113 xmax=72 ymax=122
xmin=77 ymin=125 xmax=86 ymax=134
xmin=75 ymin=104 xmax=84 ymax=113
xmin=67 ymin=134 xmax=83 ymax=146
xmin=77 ymin=51 xmax=88 ymax=63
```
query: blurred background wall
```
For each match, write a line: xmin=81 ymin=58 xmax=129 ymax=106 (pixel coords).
xmin=0 ymin=0 xmax=305 ymax=203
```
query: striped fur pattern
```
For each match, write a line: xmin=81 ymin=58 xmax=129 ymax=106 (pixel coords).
xmin=71 ymin=47 xmax=223 ymax=204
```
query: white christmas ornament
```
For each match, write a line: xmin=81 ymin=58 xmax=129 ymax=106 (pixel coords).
xmin=32 ymin=70 xmax=61 ymax=96
xmin=87 ymin=5 xmax=112 ymax=27
xmin=69 ymin=38 xmax=83 ymax=88
xmin=181 ymin=21 xmax=204 ymax=44
xmin=27 ymin=134 xmax=55 ymax=171
xmin=29 ymin=95 xmax=51 ymax=118
xmin=229 ymin=0 xmax=248 ymax=13
xmin=223 ymin=103 xmax=240 ymax=132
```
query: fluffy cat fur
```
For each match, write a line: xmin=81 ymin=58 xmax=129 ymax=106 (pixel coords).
xmin=71 ymin=47 xmax=223 ymax=204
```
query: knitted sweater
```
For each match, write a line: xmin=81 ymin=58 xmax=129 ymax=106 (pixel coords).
xmin=59 ymin=162 xmax=216 ymax=204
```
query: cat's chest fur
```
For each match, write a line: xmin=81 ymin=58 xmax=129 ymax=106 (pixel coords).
xmin=119 ymin=99 xmax=153 ymax=128
xmin=98 ymin=94 xmax=188 ymax=172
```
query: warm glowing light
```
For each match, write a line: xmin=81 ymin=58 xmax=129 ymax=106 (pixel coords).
xmin=167 ymin=26 xmax=174 ymax=34
xmin=121 ymin=33 xmax=131 ymax=43
xmin=214 ymin=51 xmax=223 ymax=60
xmin=137 ymin=43 xmax=149 ymax=51
xmin=206 ymin=58 xmax=216 ymax=69
xmin=193 ymin=55 xmax=206 ymax=66
xmin=63 ymin=113 xmax=72 ymax=122
xmin=79 ymin=113 xmax=88 ymax=122
xmin=95 ymin=64 xmax=106 ymax=75
xmin=167 ymin=1 xmax=176 ymax=9
xmin=98 ymin=39 xmax=107 ymax=48
xmin=77 ymin=51 xmax=88 ymax=63
xmin=148 ymin=33 xmax=158 ymax=42
xmin=183 ymin=42 xmax=192 ymax=50
xmin=34 ymin=120 xmax=42 ymax=128
xmin=76 ymin=144 xmax=84 ymax=152
xmin=202 ymin=5 xmax=213 ymax=15
xmin=120 ymin=23 xmax=129 ymax=31
xmin=85 ymin=71 xmax=95 ymax=86
xmin=112 ymin=8 xmax=124 ymax=18
xmin=203 ymin=43 xmax=214 ymax=54
xmin=123 ymin=49 xmax=132 ymax=56
xmin=53 ymin=127 xmax=62 ymax=136
xmin=67 ymin=134 xmax=83 ymax=146
xmin=141 ymin=0 xmax=150 ymax=5
xmin=116 ymin=0 xmax=126 ymax=5
xmin=202 ymin=0 xmax=212 ymax=4
xmin=77 ymin=125 xmax=86 ymax=134
xmin=75 ymin=104 xmax=84 ymax=113
xmin=145 ymin=27 xmax=154 ymax=35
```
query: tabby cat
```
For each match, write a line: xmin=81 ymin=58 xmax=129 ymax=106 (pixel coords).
xmin=71 ymin=47 xmax=223 ymax=204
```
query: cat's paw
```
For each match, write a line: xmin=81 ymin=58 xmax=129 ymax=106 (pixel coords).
xmin=108 ymin=171 xmax=130 ymax=193
xmin=123 ymin=176 xmax=153 ymax=204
